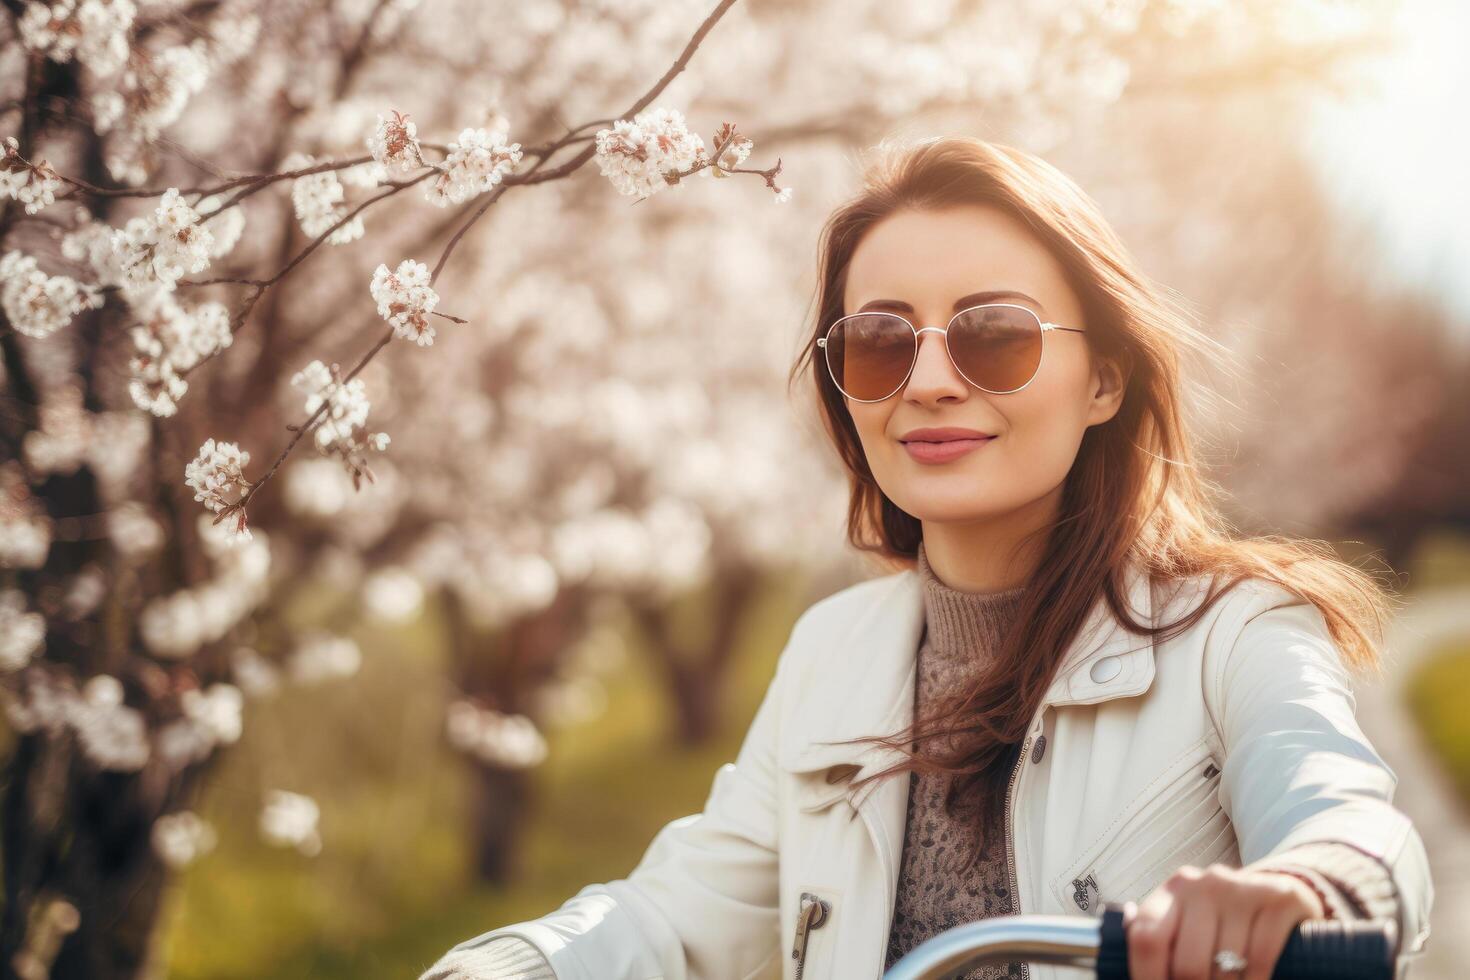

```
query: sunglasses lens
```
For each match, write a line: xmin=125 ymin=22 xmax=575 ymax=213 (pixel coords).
xmin=948 ymin=305 xmax=1042 ymax=392
xmin=824 ymin=313 xmax=914 ymax=401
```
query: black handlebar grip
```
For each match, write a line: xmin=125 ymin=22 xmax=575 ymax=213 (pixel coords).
xmin=1270 ymin=915 xmax=1398 ymax=980
xmin=1096 ymin=903 xmax=1130 ymax=980
xmin=1097 ymin=901 xmax=1398 ymax=980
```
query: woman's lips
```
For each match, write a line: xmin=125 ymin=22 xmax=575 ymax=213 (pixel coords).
xmin=902 ymin=436 xmax=995 ymax=464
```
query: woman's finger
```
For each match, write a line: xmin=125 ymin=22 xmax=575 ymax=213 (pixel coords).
xmin=1127 ymin=882 xmax=1183 ymax=980
xmin=1209 ymin=877 xmax=1258 ymax=980
xmin=1241 ymin=877 xmax=1316 ymax=980
xmin=1169 ymin=868 xmax=1220 ymax=980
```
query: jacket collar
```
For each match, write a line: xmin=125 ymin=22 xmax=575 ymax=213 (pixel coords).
xmin=777 ymin=559 xmax=1158 ymax=804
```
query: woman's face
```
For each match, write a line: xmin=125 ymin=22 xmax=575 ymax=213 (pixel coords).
xmin=839 ymin=204 xmax=1124 ymax=528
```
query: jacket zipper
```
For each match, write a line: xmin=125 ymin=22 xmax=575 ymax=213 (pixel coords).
xmin=1004 ymin=729 xmax=1033 ymax=980
xmin=791 ymin=891 xmax=830 ymax=980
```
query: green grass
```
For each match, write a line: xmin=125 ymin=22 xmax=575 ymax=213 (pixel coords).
xmin=1405 ymin=638 xmax=1470 ymax=811
xmin=1397 ymin=529 xmax=1470 ymax=812
xmin=157 ymin=569 xmax=808 ymax=979
xmin=1402 ymin=528 xmax=1470 ymax=592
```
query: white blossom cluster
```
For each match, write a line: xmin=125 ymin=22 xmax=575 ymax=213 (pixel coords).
xmin=61 ymin=215 xmax=129 ymax=288
xmin=290 ymin=360 xmax=391 ymax=463
xmin=547 ymin=497 xmax=711 ymax=597
xmin=99 ymin=41 xmax=212 ymax=184
xmin=21 ymin=385 xmax=88 ymax=477
xmin=259 ymin=789 xmax=321 ymax=856
xmin=445 ymin=698 xmax=549 ymax=769
xmin=291 ymin=360 xmax=366 ymax=449
xmin=286 ymin=631 xmax=361 ymax=685
xmin=709 ymin=121 xmax=753 ymax=173
xmin=231 ymin=646 xmax=281 ymax=699
xmin=424 ymin=124 xmax=523 ymax=207
xmin=0 ymin=463 xmax=51 ymax=569
xmin=360 ymin=565 xmax=425 ymax=624
xmin=138 ymin=516 xmax=271 ymax=659
xmin=60 ymin=200 xmax=236 ymax=312
xmin=117 ymin=188 xmax=215 ymax=293
xmin=370 ymin=259 xmax=440 ymax=345
xmin=282 ymin=152 xmax=370 ymax=245
xmin=0 ymin=251 xmax=102 ymax=340
xmin=0 ymin=668 xmax=156 ymax=776
xmin=154 ymin=681 xmax=243 ymax=771
xmin=183 ymin=683 xmax=243 ymax=745
xmin=18 ymin=0 xmax=136 ymax=77
xmin=61 ymin=564 xmax=107 ymax=623
xmin=366 ymin=109 xmax=425 ymax=176
xmin=127 ymin=291 xmax=233 ymax=417
xmin=151 ymin=810 xmax=217 ymax=869
xmin=1 ymin=667 xmax=248 ymax=781
xmin=1 ymin=137 xmax=61 ymax=215
xmin=184 ymin=437 xmax=251 ymax=518
xmin=408 ymin=538 xmax=560 ymax=630
xmin=78 ymin=410 xmax=150 ymax=502
xmin=0 ymin=668 xmax=71 ymax=736
xmin=197 ymin=8 xmax=260 ymax=67
xmin=594 ymin=106 xmax=711 ymax=199
xmin=281 ymin=456 xmax=383 ymax=522
xmin=195 ymin=193 xmax=247 ymax=259
xmin=107 ymin=500 xmax=164 ymax=560
xmin=69 ymin=674 xmax=150 ymax=771
xmin=0 ymin=589 xmax=46 ymax=672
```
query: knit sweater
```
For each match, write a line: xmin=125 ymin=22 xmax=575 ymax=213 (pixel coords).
xmin=418 ymin=546 xmax=1399 ymax=979
xmin=881 ymin=541 xmax=1032 ymax=977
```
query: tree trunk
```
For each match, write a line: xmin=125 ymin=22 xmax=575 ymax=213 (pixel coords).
xmin=632 ymin=563 xmax=764 ymax=747
xmin=467 ymin=764 xmax=533 ymax=884
xmin=666 ymin=659 xmax=722 ymax=744
xmin=441 ymin=586 xmax=591 ymax=885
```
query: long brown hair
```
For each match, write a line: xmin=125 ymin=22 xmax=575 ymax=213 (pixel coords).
xmin=785 ymin=134 xmax=1402 ymax=871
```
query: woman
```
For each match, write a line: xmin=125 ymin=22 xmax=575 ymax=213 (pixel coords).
xmin=420 ymin=136 xmax=1433 ymax=980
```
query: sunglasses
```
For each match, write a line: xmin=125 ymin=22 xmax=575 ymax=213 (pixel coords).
xmin=816 ymin=302 xmax=1087 ymax=402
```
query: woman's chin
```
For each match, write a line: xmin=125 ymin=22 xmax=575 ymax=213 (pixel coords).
xmin=897 ymin=495 xmax=1010 ymax=524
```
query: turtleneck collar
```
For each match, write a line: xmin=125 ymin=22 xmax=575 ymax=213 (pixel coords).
xmin=915 ymin=540 xmax=1029 ymax=668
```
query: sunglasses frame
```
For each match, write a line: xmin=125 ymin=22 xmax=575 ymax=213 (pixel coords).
xmin=816 ymin=302 xmax=1087 ymax=402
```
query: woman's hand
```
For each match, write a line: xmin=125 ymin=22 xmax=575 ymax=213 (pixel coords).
xmin=1122 ymin=863 xmax=1328 ymax=980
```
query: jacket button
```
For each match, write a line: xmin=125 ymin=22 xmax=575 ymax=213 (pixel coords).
xmin=1090 ymin=655 xmax=1122 ymax=683
xmin=1030 ymin=734 xmax=1046 ymax=764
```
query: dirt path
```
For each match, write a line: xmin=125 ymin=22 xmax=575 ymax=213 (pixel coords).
xmin=1352 ymin=587 xmax=1470 ymax=978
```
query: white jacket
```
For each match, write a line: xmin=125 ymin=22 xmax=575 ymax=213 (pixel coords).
xmin=455 ymin=563 xmax=1433 ymax=980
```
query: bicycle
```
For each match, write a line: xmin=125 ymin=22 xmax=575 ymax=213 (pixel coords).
xmin=884 ymin=902 xmax=1399 ymax=979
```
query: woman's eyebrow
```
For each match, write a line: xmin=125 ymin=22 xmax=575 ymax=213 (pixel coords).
xmin=858 ymin=290 xmax=1045 ymax=315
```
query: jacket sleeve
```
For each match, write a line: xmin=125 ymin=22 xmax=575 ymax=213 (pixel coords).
xmin=1247 ymin=839 xmax=1400 ymax=921
xmin=1207 ymin=584 xmax=1434 ymax=979
xmin=418 ymin=936 xmax=557 ymax=979
xmin=417 ymin=611 xmax=804 ymax=980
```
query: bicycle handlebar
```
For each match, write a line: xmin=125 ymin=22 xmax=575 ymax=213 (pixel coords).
xmin=883 ymin=902 xmax=1399 ymax=980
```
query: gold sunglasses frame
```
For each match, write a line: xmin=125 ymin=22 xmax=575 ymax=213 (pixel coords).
xmin=816 ymin=302 xmax=1087 ymax=402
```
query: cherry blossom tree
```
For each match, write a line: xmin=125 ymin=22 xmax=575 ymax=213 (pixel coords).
xmin=0 ymin=0 xmax=791 ymax=971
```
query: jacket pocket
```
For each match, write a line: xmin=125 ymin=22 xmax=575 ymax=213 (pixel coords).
xmin=1051 ymin=738 xmax=1238 ymax=912
xmin=791 ymin=764 xmax=861 ymax=814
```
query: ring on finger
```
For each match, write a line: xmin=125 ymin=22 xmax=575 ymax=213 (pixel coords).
xmin=1213 ymin=949 xmax=1248 ymax=974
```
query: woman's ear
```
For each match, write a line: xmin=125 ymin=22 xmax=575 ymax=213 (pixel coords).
xmin=1088 ymin=349 xmax=1129 ymax=425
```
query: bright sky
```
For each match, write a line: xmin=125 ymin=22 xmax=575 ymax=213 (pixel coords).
xmin=1305 ymin=0 xmax=1470 ymax=335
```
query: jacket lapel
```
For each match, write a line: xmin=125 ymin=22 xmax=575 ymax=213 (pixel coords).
xmin=777 ymin=559 xmax=1160 ymax=918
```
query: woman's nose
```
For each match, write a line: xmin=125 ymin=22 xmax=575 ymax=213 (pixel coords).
xmin=903 ymin=329 xmax=969 ymax=400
